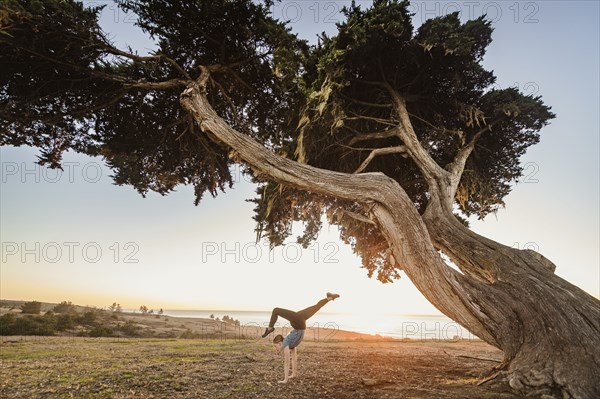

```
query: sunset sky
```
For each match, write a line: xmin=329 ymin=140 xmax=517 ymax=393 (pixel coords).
xmin=1 ymin=1 xmax=598 ymax=322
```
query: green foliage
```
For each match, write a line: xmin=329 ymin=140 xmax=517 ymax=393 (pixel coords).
xmin=0 ymin=313 xmax=17 ymax=334
xmin=79 ymin=311 xmax=98 ymax=326
xmin=0 ymin=305 xmax=141 ymax=337
xmin=89 ymin=325 xmax=113 ymax=337
xmin=57 ymin=312 xmax=77 ymax=330
xmin=455 ymin=88 xmax=554 ymax=216
xmin=20 ymin=301 xmax=42 ymax=314
xmin=0 ymin=312 xmax=57 ymax=335
xmin=1 ymin=0 xmax=555 ymax=283
xmin=254 ymin=2 xmax=553 ymax=280
xmin=12 ymin=315 xmax=40 ymax=334
xmin=121 ymin=320 xmax=140 ymax=337
xmin=0 ymin=0 xmax=120 ymax=167
xmin=1 ymin=0 xmax=307 ymax=203
xmin=39 ymin=311 xmax=58 ymax=335
xmin=221 ymin=315 xmax=240 ymax=325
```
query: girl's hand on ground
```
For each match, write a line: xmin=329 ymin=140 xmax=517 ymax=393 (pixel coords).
xmin=278 ymin=379 xmax=288 ymax=384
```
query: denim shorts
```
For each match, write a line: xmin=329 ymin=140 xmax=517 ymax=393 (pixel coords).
xmin=283 ymin=329 xmax=305 ymax=349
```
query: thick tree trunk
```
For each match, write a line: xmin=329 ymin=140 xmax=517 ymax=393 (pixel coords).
xmin=180 ymin=78 xmax=600 ymax=398
xmin=423 ymin=198 xmax=600 ymax=398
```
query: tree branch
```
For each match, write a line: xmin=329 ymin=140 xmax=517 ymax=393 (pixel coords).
xmin=446 ymin=124 xmax=493 ymax=176
xmin=4 ymin=42 xmax=188 ymax=90
xmin=443 ymin=123 xmax=494 ymax=197
xmin=340 ymin=209 xmax=377 ymax=225
xmin=348 ymin=127 xmax=402 ymax=145
xmin=96 ymin=29 xmax=192 ymax=79
xmin=180 ymin=68 xmax=396 ymax=204
xmin=407 ymin=112 xmax=463 ymax=138
xmin=123 ymin=79 xmax=188 ymax=90
xmin=382 ymin=83 xmax=448 ymax=186
xmin=104 ymin=47 xmax=192 ymax=80
xmin=354 ymin=146 xmax=407 ymax=174
xmin=346 ymin=112 xmax=398 ymax=127
xmin=340 ymin=93 xmax=392 ymax=109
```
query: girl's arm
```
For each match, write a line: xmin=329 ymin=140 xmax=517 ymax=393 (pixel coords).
xmin=290 ymin=348 xmax=297 ymax=378
xmin=278 ymin=346 xmax=290 ymax=383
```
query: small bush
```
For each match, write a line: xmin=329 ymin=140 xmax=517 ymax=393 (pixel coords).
xmin=89 ymin=325 xmax=113 ymax=337
xmin=121 ymin=321 xmax=140 ymax=337
xmin=20 ymin=301 xmax=42 ymax=314
xmin=53 ymin=301 xmax=75 ymax=314
xmin=56 ymin=312 xmax=77 ymax=331
xmin=0 ymin=313 xmax=17 ymax=334
xmin=79 ymin=311 xmax=97 ymax=326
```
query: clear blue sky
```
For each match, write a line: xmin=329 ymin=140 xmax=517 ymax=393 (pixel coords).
xmin=1 ymin=1 xmax=598 ymax=318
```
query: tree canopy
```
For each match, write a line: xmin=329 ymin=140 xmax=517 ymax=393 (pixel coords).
xmin=0 ymin=0 xmax=554 ymax=282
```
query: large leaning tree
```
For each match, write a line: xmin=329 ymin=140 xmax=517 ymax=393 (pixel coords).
xmin=1 ymin=0 xmax=598 ymax=396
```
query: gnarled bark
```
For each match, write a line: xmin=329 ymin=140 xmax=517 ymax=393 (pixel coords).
xmin=180 ymin=73 xmax=600 ymax=398
xmin=423 ymin=197 xmax=600 ymax=398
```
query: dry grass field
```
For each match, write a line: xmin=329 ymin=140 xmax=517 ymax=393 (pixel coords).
xmin=0 ymin=337 xmax=523 ymax=398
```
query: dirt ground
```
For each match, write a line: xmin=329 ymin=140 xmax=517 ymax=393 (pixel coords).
xmin=0 ymin=337 xmax=523 ymax=398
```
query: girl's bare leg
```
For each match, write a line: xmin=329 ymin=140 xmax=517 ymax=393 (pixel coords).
xmin=296 ymin=298 xmax=329 ymax=321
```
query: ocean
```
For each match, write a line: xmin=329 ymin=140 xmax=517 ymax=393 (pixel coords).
xmin=140 ymin=309 xmax=479 ymax=340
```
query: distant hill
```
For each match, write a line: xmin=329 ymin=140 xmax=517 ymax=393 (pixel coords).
xmin=0 ymin=299 xmax=95 ymax=313
xmin=0 ymin=299 xmax=387 ymax=341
